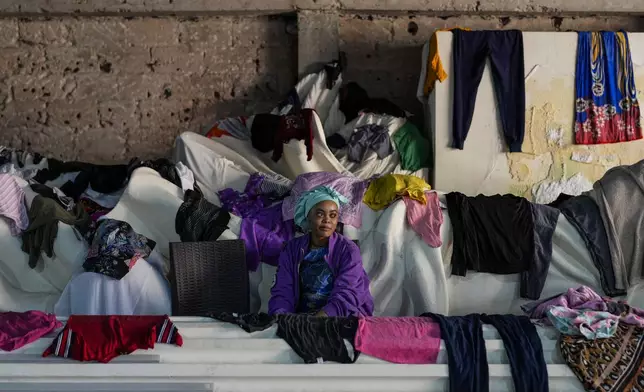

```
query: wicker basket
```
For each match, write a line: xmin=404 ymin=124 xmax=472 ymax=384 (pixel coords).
xmin=169 ymin=240 xmax=250 ymax=316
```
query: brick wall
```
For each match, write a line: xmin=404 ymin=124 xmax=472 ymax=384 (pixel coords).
xmin=0 ymin=12 xmax=642 ymax=162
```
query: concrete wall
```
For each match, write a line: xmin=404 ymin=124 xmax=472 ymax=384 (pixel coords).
xmin=0 ymin=16 xmax=297 ymax=163
xmin=0 ymin=1 xmax=642 ymax=163
xmin=4 ymin=1 xmax=644 ymax=14
xmin=432 ymin=32 xmax=644 ymax=201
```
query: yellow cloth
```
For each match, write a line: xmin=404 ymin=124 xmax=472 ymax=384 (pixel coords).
xmin=423 ymin=27 xmax=471 ymax=96
xmin=363 ymin=174 xmax=432 ymax=211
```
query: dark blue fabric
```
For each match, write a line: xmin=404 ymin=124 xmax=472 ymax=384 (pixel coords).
xmin=452 ymin=30 xmax=525 ymax=152
xmin=297 ymin=247 xmax=334 ymax=314
xmin=326 ymin=133 xmax=347 ymax=149
xmin=558 ymin=195 xmax=624 ymax=297
xmin=276 ymin=88 xmax=302 ymax=115
xmin=422 ymin=313 xmax=488 ymax=392
xmin=481 ymin=315 xmax=549 ymax=392
xmin=421 ymin=313 xmax=548 ymax=392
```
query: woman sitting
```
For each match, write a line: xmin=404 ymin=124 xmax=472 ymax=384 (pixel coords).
xmin=268 ymin=186 xmax=374 ymax=317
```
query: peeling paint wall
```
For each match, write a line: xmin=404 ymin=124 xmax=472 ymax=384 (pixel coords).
xmin=432 ymin=32 xmax=644 ymax=201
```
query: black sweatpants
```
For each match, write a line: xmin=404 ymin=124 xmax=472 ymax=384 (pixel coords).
xmin=558 ymin=195 xmax=624 ymax=297
xmin=452 ymin=30 xmax=525 ymax=152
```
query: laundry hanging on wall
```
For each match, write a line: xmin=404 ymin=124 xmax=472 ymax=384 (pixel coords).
xmin=574 ymin=31 xmax=642 ymax=145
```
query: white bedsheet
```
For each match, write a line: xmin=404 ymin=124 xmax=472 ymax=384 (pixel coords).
xmin=184 ymin=117 xmax=348 ymax=182
xmin=54 ymin=250 xmax=172 ymax=316
xmin=344 ymin=200 xmax=449 ymax=315
xmin=190 ymin=67 xmax=422 ymax=181
xmin=0 ymin=147 xmax=642 ymax=316
xmin=174 ymin=135 xmax=644 ymax=315
xmin=175 ymin=130 xmax=425 ymax=187
xmin=53 ymin=167 xmax=243 ymax=316
xmin=295 ymin=68 xmax=427 ymax=179
xmin=106 ymin=168 xmax=240 ymax=256
xmin=0 ymin=184 xmax=87 ymax=312
xmin=94 ymin=163 xmax=444 ymax=316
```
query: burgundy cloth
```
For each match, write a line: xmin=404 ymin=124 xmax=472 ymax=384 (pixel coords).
xmin=240 ymin=202 xmax=295 ymax=272
xmin=0 ymin=311 xmax=61 ymax=352
xmin=272 ymin=109 xmax=315 ymax=162
xmin=79 ymin=198 xmax=112 ymax=222
xmin=355 ymin=316 xmax=441 ymax=364
xmin=43 ymin=315 xmax=183 ymax=363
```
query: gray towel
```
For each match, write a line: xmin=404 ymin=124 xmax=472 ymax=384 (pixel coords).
xmin=521 ymin=203 xmax=560 ymax=300
xmin=558 ymin=195 xmax=623 ymax=297
xmin=586 ymin=159 xmax=644 ymax=290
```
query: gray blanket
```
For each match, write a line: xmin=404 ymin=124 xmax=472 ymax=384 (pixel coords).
xmin=586 ymin=159 xmax=644 ymax=290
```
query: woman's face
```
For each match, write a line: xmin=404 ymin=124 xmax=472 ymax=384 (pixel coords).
xmin=308 ymin=200 xmax=339 ymax=239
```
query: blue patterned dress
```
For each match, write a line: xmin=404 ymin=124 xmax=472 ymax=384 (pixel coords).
xmin=297 ymin=247 xmax=334 ymax=314
xmin=575 ymin=31 xmax=641 ymax=144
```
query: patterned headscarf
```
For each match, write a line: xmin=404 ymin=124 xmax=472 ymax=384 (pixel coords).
xmin=294 ymin=185 xmax=349 ymax=231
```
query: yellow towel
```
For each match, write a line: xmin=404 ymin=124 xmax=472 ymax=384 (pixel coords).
xmin=423 ymin=27 xmax=471 ymax=96
xmin=363 ymin=174 xmax=431 ymax=211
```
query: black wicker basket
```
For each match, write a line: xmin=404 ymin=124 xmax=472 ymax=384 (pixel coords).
xmin=169 ymin=240 xmax=250 ymax=316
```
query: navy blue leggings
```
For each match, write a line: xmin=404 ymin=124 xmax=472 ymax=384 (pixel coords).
xmin=422 ymin=313 xmax=548 ymax=392
xmin=451 ymin=30 xmax=525 ymax=152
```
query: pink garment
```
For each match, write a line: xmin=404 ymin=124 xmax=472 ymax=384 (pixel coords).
xmin=0 ymin=174 xmax=29 ymax=236
xmin=0 ymin=311 xmax=62 ymax=351
xmin=355 ymin=317 xmax=441 ymax=364
xmin=403 ymin=191 xmax=443 ymax=247
xmin=522 ymin=285 xmax=644 ymax=328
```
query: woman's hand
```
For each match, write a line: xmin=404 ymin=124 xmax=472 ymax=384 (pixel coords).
xmin=314 ymin=310 xmax=328 ymax=317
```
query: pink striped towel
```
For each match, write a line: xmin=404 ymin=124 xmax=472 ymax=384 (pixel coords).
xmin=0 ymin=174 xmax=29 ymax=236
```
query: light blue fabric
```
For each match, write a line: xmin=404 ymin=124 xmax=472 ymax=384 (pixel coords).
xmin=294 ymin=186 xmax=349 ymax=230
xmin=545 ymin=306 xmax=618 ymax=339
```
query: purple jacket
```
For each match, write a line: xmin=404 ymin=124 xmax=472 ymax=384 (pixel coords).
xmin=268 ymin=232 xmax=374 ymax=317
